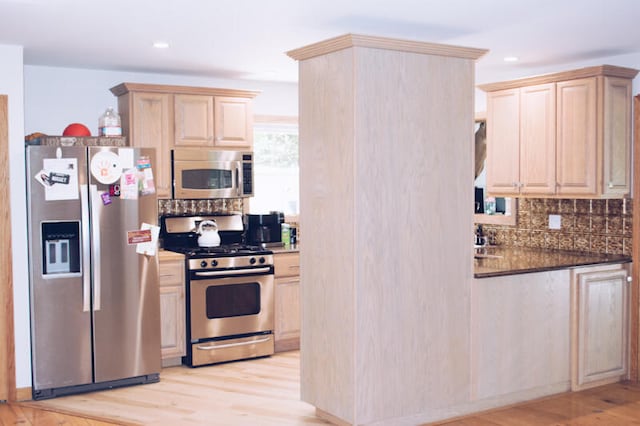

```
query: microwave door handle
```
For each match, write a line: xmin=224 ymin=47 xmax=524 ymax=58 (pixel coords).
xmin=236 ymin=161 xmax=243 ymax=197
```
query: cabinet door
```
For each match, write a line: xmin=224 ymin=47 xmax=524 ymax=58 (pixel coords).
xmin=485 ymin=89 xmax=520 ymax=195
xmin=602 ymin=77 xmax=632 ymax=196
xmin=159 ymin=258 xmax=186 ymax=362
xmin=174 ymin=94 xmax=214 ymax=146
xmin=129 ymin=92 xmax=173 ymax=198
xmin=159 ymin=285 xmax=186 ymax=360
xmin=520 ymin=83 xmax=556 ymax=195
xmin=556 ymin=78 xmax=597 ymax=196
xmin=274 ymin=276 xmax=300 ymax=352
xmin=214 ymin=96 xmax=253 ymax=148
xmin=572 ymin=266 xmax=629 ymax=390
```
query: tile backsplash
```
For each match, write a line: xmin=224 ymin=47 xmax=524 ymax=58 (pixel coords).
xmin=481 ymin=198 xmax=632 ymax=256
xmin=157 ymin=199 xmax=301 ymax=243
xmin=158 ymin=198 xmax=245 ymax=216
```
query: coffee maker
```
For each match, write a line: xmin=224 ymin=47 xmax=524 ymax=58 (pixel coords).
xmin=245 ymin=212 xmax=284 ymax=246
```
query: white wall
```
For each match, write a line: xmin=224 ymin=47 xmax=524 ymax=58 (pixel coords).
xmin=24 ymin=66 xmax=298 ymax=135
xmin=0 ymin=44 xmax=29 ymax=389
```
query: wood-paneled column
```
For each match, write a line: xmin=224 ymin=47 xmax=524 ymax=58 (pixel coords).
xmin=631 ymin=94 xmax=640 ymax=383
xmin=0 ymin=95 xmax=16 ymax=402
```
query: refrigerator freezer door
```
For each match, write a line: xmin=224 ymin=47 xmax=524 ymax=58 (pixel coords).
xmin=26 ymin=146 xmax=93 ymax=392
xmin=88 ymin=147 xmax=161 ymax=383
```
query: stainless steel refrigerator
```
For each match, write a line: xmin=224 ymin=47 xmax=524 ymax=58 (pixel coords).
xmin=26 ymin=145 xmax=161 ymax=400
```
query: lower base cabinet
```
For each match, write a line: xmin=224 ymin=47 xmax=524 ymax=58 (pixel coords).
xmin=159 ymin=252 xmax=186 ymax=367
xmin=571 ymin=263 xmax=630 ymax=390
xmin=471 ymin=270 xmax=571 ymax=400
xmin=274 ymin=252 xmax=301 ymax=352
xmin=471 ymin=262 xmax=631 ymax=403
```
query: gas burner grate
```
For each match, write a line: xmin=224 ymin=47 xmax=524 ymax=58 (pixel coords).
xmin=163 ymin=244 xmax=271 ymax=258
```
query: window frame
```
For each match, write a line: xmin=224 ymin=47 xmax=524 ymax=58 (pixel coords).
xmin=252 ymin=115 xmax=299 ymax=223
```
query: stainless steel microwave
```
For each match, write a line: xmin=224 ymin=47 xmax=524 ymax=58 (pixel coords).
xmin=171 ymin=149 xmax=254 ymax=199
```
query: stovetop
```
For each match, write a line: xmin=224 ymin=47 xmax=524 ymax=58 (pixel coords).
xmin=163 ymin=243 xmax=272 ymax=258
xmin=159 ymin=213 xmax=275 ymax=263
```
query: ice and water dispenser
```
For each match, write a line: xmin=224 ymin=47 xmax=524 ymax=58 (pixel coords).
xmin=41 ymin=221 xmax=81 ymax=275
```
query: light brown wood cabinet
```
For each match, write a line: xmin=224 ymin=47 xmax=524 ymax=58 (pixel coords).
xmin=115 ymin=91 xmax=174 ymax=198
xmin=571 ymin=263 xmax=630 ymax=390
xmin=480 ymin=65 xmax=637 ymax=198
xmin=174 ymin=94 xmax=253 ymax=148
xmin=158 ymin=252 xmax=186 ymax=367
xmin=484 ymin=88 xmax=520 ymax=195
xmin=273 ymin=251 xmax=300 ymax=352
xmin=214 ymin=96 xmax=254 ymax=148
xmin=111 ymin=83 xmax=259 ymax=198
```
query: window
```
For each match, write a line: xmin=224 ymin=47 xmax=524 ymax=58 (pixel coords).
xmin=251 ymin=119 xmax=299 ymax=216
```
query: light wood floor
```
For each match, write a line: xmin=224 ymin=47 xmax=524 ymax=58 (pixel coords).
xmin=19 ymin=351 xmax=326 ymax=426
xmin=433 ymin=381 xmax=640 ymax=425
xmin=2 ymin=351 xmax=640 ymax=425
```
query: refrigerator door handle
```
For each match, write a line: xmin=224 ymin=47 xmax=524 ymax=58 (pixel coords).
xmin=80 ymin=184 xmax=91 ymax=312
xmin=90 ymin=184 xmax=102 ymax=311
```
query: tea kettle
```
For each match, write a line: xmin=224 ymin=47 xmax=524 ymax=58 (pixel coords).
xmin=197 ymin=220 xmax=221 ymax=247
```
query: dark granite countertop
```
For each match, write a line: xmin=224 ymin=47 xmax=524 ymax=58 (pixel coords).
xmin=474 ymin=246 xmax=630 ymax=278
xmin=270 ymin=244 xmax=300 ymax=254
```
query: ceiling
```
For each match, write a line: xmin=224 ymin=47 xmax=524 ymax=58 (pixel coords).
xmin=1 ymin=0 xmax=640 ymax=84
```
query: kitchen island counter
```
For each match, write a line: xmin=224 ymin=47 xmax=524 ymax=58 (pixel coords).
xmin=474 ymin=246 xmax=630 ymax=278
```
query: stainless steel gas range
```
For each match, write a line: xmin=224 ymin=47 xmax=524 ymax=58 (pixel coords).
xmin=160 ymin=214 xmax=274 ymax=367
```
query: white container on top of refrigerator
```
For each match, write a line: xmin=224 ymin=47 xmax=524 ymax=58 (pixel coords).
xmin=26 ymin=145 xmax=161 ymax=400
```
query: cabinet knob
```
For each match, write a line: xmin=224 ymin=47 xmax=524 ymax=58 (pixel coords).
xmin=608 ymin=181 xmax=614 ymax=189
xmin=627 ymin=276 xmax=633 ymax=283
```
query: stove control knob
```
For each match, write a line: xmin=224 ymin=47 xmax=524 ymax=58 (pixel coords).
xmin=200 ymin=261 xmax=208 ymax=268
xmin=211 ymin=260 xmax=218 ymax=267
xmin=249 ymin=257 xmax=257 ymax=265
xmin=259 ymin=257 xmax=266 ymax=264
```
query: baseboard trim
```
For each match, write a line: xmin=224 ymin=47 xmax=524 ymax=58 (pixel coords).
xmin=161 ymin=357 xmax=183 ymax=368
xmin=316 ymin=408 xmax=350 ymax=426
xmin=17 ymin=387 xmax=32 ymax=401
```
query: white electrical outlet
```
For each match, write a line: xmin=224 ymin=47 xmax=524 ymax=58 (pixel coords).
xmin=549 ymin=214 xmax=561 ymax=230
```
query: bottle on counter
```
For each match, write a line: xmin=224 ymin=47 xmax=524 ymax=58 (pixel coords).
xmin=281 ymin=223 xmax=291 ymax=249
xmin=99 ymin=107 xmax=122 ymax=137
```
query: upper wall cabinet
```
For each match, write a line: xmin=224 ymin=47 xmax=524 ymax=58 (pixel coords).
xmin=174 ymin=94 xmax=254 ymax=148
xmin=174 ymin=94 xmax=214 ymax=146
xmin=115 ymin=90 xmax=174 ymax=198
xmin=479 ymin=65 xmax=638 ymax=199
xmin=214 ymin=96 xmax=254 ymax=148
xmin=111 ymin=83 xmax=259 ymax=198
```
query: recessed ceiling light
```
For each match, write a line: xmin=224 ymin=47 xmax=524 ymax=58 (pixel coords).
xmin=503 ymin=56 xmax=519 ymax=62
xmin=153 ymin=41 xmax=170 ymax=49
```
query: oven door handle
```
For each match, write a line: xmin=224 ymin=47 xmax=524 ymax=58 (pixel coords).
xmin=196 ymin=336 xmax=271 ymax=351
xmin=193 ymin=267 xmax=271 ymax=277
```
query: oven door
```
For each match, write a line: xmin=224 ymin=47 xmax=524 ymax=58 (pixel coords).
xmin=173 ymin=160 xmax=242 ymax=199
xmin=189 ymin=271 xmax=274 ymax=341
